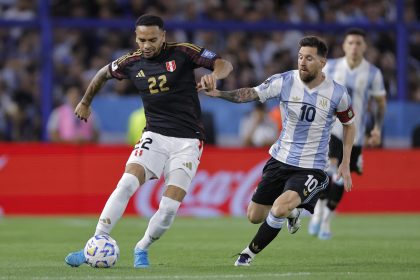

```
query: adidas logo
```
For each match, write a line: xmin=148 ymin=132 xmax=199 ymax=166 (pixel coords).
xmin=183 ymin=162 xmax=192 ymax=170
xmin=292 ymin=96 xmax=301 ymax=102
xmin=100 ymin=218 xmax=111 ymax=225
xmin=136 ymin=70 xmax=145 ymax=78
xmin=251 ymin=242 xmax=261 ymax=253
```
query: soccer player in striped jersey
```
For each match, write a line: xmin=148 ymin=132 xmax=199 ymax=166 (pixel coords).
xmin=64 ymin=14 xmax=233 ymax=268
xmin=309 ymin=28 xmax=387 ymax=240
xmin=203 ymin=36 xmax=355 ymax=266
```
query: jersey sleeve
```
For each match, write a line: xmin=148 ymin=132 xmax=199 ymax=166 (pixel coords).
xmin=370 ymin=69 xmax=386 ymax=97
xmin=336 ymin=88 xmax=355 ymax=125
xmin=108 ymin=51 xmax=141 ymax=80
xmin=178 ymin=43 xmax=221 ymax=70
xmin=254 ymin=74 xmax=284 ymax=103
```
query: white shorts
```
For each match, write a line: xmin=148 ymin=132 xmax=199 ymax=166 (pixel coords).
xmin=126 ymin=131 xmax=203 ymax=191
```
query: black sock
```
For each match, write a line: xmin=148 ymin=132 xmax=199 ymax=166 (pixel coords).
xmin=327 ymin=182 xmax=344 ymax=210
xmin=248 ymin=221 xmax=281 ymax=255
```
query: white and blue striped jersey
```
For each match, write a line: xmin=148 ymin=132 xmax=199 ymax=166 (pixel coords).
xmin=255 ymin=70 xmax=354 ymax=170
xmin=324 ymin=58 xmax=386 ymax=146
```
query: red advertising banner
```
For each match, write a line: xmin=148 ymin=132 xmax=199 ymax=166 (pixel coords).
xmin=0 ymin=144 xmax=419 ymax=215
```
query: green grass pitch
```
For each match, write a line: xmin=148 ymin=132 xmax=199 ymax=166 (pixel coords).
xmin=0 ymin=215 xmax=419 ymax=280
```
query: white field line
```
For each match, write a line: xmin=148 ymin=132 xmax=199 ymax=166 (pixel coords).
xmin=0 ymin=272 xmax=315 ymax=280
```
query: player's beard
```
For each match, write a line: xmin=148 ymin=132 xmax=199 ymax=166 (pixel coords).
xmin=299 ymin=69 xmax=317 ymax=83
xmin=142 ymin=45 xmax=163 ymax=58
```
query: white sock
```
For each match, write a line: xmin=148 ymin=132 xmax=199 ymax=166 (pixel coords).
xmin=266 ymin=211 xmax=285 ymax=229
xmin=311 ymin=199 xmax=327 ymax=225
xmin=136 ymin=196 xmax=181 ymax=250
xmin=320 ymin=206 xmax=333 ymax=233
xmin=95 ymin=173 xmax=139 ymax=236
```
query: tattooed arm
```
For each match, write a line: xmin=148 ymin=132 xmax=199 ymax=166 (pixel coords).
xmin=75 ymin=65 xmax=113 ymax=122
xmin=204 ymin=88 xmax=260 ymax=103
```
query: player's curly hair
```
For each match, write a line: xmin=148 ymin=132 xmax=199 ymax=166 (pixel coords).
xmin=299 ymin=36 xmax=328 ymax=58
xmin=135 ymin=14 xmax=164 ymax=29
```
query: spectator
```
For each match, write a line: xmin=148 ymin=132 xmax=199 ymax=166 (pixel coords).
xmin=239 ymin=102 xmax=277 ymax=147
xmin=47 ymin=86 xmax=100 ymax=143
xmin=0 ymin=81 xmax=19 ymax=141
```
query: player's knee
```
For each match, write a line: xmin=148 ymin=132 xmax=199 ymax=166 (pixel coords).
xmin=247 ymin=212 xmax=265 ymax=224
xmin=116 ymin=173 xmax=140 ymax=197
xmin=327 ymin=200 xmax=339 ymax=211
xmin=157 ymin=196 xmax=181 ymax=227
xmin=270 ymin=204 xmax=289 ymax=218
xmin=246 ymin=204 xmax=269 ymax=224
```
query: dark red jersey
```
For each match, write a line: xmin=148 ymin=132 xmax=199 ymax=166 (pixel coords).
xmin=109 ymin=42 xmax=220 ymax=140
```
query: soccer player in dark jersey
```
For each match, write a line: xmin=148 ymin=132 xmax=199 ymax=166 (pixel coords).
xmin=64 ymin=14 xmax=233 ymax=268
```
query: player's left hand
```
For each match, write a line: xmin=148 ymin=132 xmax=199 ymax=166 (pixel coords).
xmin=367 ymin=128 xmax=381 ymax=147
xmin=336 ymin=163 xmax=352 ymax=192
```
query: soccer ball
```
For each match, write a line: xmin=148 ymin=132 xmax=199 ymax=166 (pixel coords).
xmin=84 ymin=235 xmax=119 ymax=268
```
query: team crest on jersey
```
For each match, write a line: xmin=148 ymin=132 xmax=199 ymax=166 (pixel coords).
xmin=319 ymin=98 xmax=328 ymax=108
xmin=166 ymin=60 xmax=176 ymax=72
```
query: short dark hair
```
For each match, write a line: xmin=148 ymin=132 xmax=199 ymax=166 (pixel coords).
xmin=135 ymin=14 xmax=164 ymax=29
xmin=299 ymin=36 xmax=328 ymax=58
xmin=345 ymin=28 xmax=366 ymax=38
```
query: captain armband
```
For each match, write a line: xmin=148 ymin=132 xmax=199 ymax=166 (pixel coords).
xmin=337 ymin=107 xmax=355 ymax=124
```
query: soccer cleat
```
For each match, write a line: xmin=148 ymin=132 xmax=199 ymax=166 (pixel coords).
xmin=234 ymin=253 xmax=252 ymax=266
xmin=134 ymin=248 xmax=150 ymax=268
xmin=287 ymin=208 xmax=302 ymax=234
xmin=65 ymin=249 xmax=86 ymax=267
xmin=318 ymin=230 xmax=332 ymax=240
xmin=308 ymin=220 xmax=321 ymax=236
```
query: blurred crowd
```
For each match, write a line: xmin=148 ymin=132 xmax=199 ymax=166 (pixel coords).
xmin=1 ymin=0 xmax=420 ymax=142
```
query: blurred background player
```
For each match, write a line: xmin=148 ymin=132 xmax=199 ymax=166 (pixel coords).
xmin=64 ymin=14 xmax=232 ymax=268
xmin=126 ymin=107 xmax=146 ymax=146
xmin=309 ymin=28 xmax=387 ymax=240
xmin=204 ymin=36 xmax=355 ymax=266
xmin=239 ymin=102 xmax=278 ymax=147
xmin=47 ymin=85 xmax=100 ymax=144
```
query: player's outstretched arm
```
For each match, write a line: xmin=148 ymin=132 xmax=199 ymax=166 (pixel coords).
xmin=74 ymin=65 xmax=112 ymax=122
xmin=337 ymin=122 xmax=356 ymax=192
xmin=204 ymin=87 xmax=260 ymax=103
xmin=367 ymin=95 xmax=386 ymax=147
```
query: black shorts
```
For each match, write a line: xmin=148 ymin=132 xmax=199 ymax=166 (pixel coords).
xmin=252 ymin=157 xmax=329 ymax=214
xmin=329 ymin=135 xmax=363 ymax=174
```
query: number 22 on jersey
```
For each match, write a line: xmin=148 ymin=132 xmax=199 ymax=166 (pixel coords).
xmin=148 ymin=75 xmax=169 ymax=94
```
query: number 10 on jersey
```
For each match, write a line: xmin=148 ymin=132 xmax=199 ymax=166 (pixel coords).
xmin=299 ymin=105 xmax=316 ymax=122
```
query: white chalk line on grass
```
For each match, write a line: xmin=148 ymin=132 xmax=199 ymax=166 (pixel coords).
xmin=0 ymin=272 xmax=314 ymax=280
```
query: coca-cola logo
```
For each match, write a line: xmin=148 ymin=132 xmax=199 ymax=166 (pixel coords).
xmin=134 ymin=160 xmax=266 ymax=217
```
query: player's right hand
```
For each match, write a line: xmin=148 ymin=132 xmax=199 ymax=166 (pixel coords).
xmin=74 ymin=102 xmax=91 ymax=122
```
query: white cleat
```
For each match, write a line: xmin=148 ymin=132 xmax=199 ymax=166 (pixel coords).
xmin=234 ymin=253 xmax=252 ymax=266
xmin=287 ymin=209 xmax=302 ymax=234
